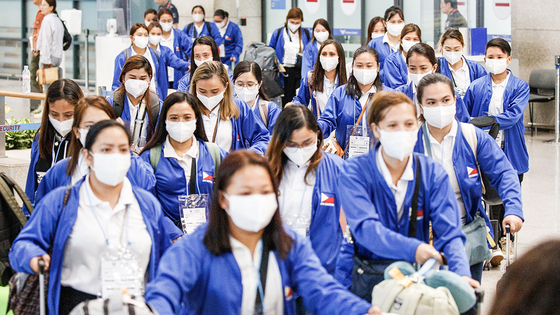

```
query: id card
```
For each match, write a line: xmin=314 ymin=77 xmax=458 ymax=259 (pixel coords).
xmin=179 ymin=194 xmax=209 ymax=235
xmin=348 ymin=136 xmax=370 ymax=159
xmin=101 ymin=258 xmax=141 ymax=298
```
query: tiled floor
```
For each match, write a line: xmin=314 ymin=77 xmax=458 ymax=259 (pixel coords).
xmin=480 ymin=130 xmax=560 ymax=313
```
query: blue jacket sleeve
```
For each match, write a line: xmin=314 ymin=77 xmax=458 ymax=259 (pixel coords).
xmin=162 ymin=217 xmax=183 ymax=241
xmin=24 ymin=137 xmax=39 ymax=212
xmin=339 ymin=160 xmax=423 ymax=262
xmin=34 ymin=159 xmax=67 ymax=206
xmin=455 ymin=93 xmax=470 ymax=123
xmin=333 ymin=239 xmax=354 ymax=289
xmin=288 ymin=231 xmax=372 ymax=315
xmin=180 ymin=33 xmax=193 ymax=59
xmin=292 ymin=74 xmax=311 ymax=106
xmin=267 ymin=101 xmax=282 ymax=134
xmin=269 ymin=28 xmax=279 ymax=52
xmin=176 ymin=74 xmax=190 ymax=92
xmin=129 ymin=154 xmax=156 ymax=193
xmin=301 ymin=43 xmax=315 ymax=78
xmin=493 ymin=79 xmax=530 ymax=130
xmin=317 ymin=88 xmax=340 ymax=137
xmin=462 ymin=85 xmax=475 ymax=117
xmin=239 ymin=100 xmax=270 ymax=154
xmin=112 ymin=51 xmax=126 ymax=92
xmin=165 ymin=48 xmax=190 ymax=71
xmin=475 ymin=129 xmax=523 ymax=220
xmin=210 ymin=23 xmax=223 ymax=47
xmin=232 ymin=24 xmax=244 ymax=60
xmin=382 ymin=54 xmax=406 ymax=89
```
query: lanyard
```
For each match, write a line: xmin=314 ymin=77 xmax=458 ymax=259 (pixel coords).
xmin=280 ymin=169 xmax=309 ymax=220
xmin=254 ymin=239 xmax=269 ymax=312
xmin=188 ymin=157 xmax=197 ymax=195
xmin=422 ymin=123 xmax=446 ymax=163
xmin=51 ymin=136 xmax=68 ymax=166
xmin=210 ymin=107 xmax=221 ymax=143
xmin=449 ymin=58 xmax=469 ymax=91
xmin=86 ymin=186 xmax=130 ymax=247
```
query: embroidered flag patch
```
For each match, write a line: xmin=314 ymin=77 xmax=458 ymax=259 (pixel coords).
xmin=203 ymin=171 xmax=213 ymax=183
xmin=320 ymin=193 xmax=335 ymax=206
xmin=467 ymin=167 xmax=478 ymax=178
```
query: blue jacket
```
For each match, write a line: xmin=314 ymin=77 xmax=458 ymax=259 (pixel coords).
xmin=9 ymin=179 xmax=171 ymax=315
xmin=438 ymin=57 xmax=487 ymax=88
xmin=395 ymin=81 xmax=471 ymax=123
xmin=182 ymin=22 xmax=223 ymax=46
xmin=301 ymin=41 xmax=319 ymax=78
xmin=156 ymin=45 xmax=190 ymax=99
xmin=382 ymin=51 xmax=408 ymax=89
xmin=166 ymin=28 xmax=193 ymax=90
xmin=269 ymin=26 xmax=311 ymax=69
xmin=34 ymin=153 xmax=156 ymax=205
xmin=112 ymin=47 xmax=161 ymax=97
xmin=218 ymin=22 xmax=244 ymax=66
xmin=106 ymin=92 xmax=163 ymax=143
xmin=339 ymin=145 xmax=471 ymax=277
xmin=463 ymin=71 xmax=530 ymax=174
xmin=305 ymin=152 xmax=344 ymax=275
xmin=293 ymin=72 xmax=342 ymax=119
xmin=245 ymin=97 xmax=281 ymax=134
xmin=144 ymin=224 xmax=372 ymax=315
xmin=317 ymin=85 xmax=374 ymax=150
xmin=139 ymin=140 xmax=227 ymax=223
xmin=367 ymin=36 xmax=396 ymax=77
xmin=414 ymin=121 xmax=523 ymax=225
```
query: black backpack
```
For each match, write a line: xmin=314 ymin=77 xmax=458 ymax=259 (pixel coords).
xmin=243 ymin=42 xmax=283 ymax=98
xmin=0 ymin=173 xmax=33 ymax=286
xmin=58 ymin=16 xmax=72 ymax=51
xmin=186 ymin=22 xmax=212 ymax=38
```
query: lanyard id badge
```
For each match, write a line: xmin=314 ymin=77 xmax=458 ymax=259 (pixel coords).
xmin=101 ymin=251 xmax=142 ymax=299
xmin=179 ymin=194 xmax=209 ymax=234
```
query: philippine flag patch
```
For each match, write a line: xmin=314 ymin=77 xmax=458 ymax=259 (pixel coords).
xmin=320 ymin=193 xmax=335 ymax=206
xmin=467 ymin=167 xmax=478 ymax=178
xmin=225 ymin=35 xmax=231 ymax=40
xmin=203 ymin=171 xmax=213 ymax=183
xmin=417 ymin=209 xmax=424 ymax=220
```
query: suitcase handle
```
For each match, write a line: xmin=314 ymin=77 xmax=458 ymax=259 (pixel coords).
xmin=38 ymin=258 xmax=45 ymax=275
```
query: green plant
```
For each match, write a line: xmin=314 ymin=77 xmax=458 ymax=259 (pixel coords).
xmin=5 ymin=117 xmax=36 ymax=150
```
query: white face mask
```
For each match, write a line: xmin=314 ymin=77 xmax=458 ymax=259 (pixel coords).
xmin=124 ymin=79 xmax=149 ymax=98
xmin=215 ymin=21 xmax=226 ymax=29
xmin=144 ymin=20 xmax=152 ymax=26
xmin=192 ymin=14 xmax=204 ymax=23
xmin=235 ymin=86 xmax=259 ymax=103
xmin=194 ymin=57 xmax=213 ymax=67
xmin=314 ymin=31 xmax=329 ymax=43
xmin=48 ymin=115 xmax=73 ymax=137
xmin=197 ymin=91 xmax=224 ymax=110
xmin=401 ymin=40 xmax=419 ymax=53
xmin=223 ymin=193 xmax=278 ymax=232
xmin=378 ymin=129 xmax=418 ymax=161
xmin=283 ymin=141 xmax=317 ymax=167
xmin=409 ymin=71 xmax=432 ymax=87
xmin=353 ymin=68 xmax=378 ymax=85
xmin=287 ymin=22 xmax=301 ymax=33
xmin=320 ymin=56 xmax=339 ymax=72
xmin=90 ymin=152 xmax=131 ymax=186
xmin=422 ymin=104 xmax=456 ymax=129
xmin=161 ymin=22 xmax=173 ymax=32
xmin=486 ymin=58 xmax=508 ymax=75
xmin=387 ymin=23 xmax=404 ymax=37
xmin=166 ymin=120 xmax=197 ymax=143
xmin=372 ymin=33 xmax=384 ymax=39
xmin=133 ymin=36 xmax=149 ymax=49
xmin=79 ymin=128 xmax=88 ymax=147
xmin=149 ymin=35 xmax=162 ymax=46
xmin=443 ymin=50 xmax=463 ymax=65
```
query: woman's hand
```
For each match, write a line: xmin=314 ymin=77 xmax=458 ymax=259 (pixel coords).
xmin=461 ymin=276 xmax=480 ymax=289
xmin=367 ymin=306 xmax=383 ymax=315
xmin=503 ymin=215 xmax=523 ymax=234
xmin=30 ymin=254 xmax=51 ymax=274
xmin=414 ymin=243 xmax=443 ymax=265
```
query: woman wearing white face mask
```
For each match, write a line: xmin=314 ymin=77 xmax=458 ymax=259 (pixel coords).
xmin=337 ymin=91 xmax=477 ymax=302
xmin=213 ymin=9 xmax=244 ymax=67
xmin=145 ymin=150 xmax=382 ymax=315
xmin=382 ymin=23 xmax=422 ymax=89
xmin=191 ymin=61 xmax=269 ymax=154
xmin=107 ymin=55 xmax=162 ymax=152
xmin=368 ymin=16 xmax=387 ymax=41
xmin=300 ymin=19 xmax=333 ymax=78
xmin=292 ymin=40 xmax=347 ymax=119
xmin=269 ymin=7 xmax=312 ymax=106
xmin=318 ymin=46 xmax=383 ymax=159
xmin=139 ymin=92 xmax=226 ymax=227
xmin=395 ymin=43 xmax=471 ymax=123
xmin=413 ymin=73 xmax=523 ymax=283
xmin=147 ymin=22 xmax=190 ymax=99
xmin=233 ymin=61 xmax=281 ymax=134
xmin=438 ymin=29 xmax=487 ymax=97
xmin=182 ymin=5 xmax=223 ymax=46
xmin=112 ymin=23 xmax=160 ymax=97
xmin=266 ymin=105 xmax=344 ymax=278
xmin=25 ymin=79 xmax=83 ymax=215
xmin=176 ymin=36 xmax=232 ymax=92
xmin=156 ymin=9 xmax=193 ymax=91
xmin=11 ymin=120 xmax=171 ymax=315
xmin=35 ymin=96 xmax=156 ymax=206
xmin=367 ymin=6 xmax=404 ymax=74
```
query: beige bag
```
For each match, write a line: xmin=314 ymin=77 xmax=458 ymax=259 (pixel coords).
xmin=372 ymin=279 xmax=460 ymax=315
xmin=37 ymin=66 xmax=59 ymax=86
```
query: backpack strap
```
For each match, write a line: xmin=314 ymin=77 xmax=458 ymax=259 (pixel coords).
xmin=205 ymin=142 xmax=222 ymax=172
xmin=303 ymin=28 xmax=311 ymax=42
xmin=124 ymin=47 xmax=130 ymax=60
xmin=150 ymin=47 xmax=160 ymax=63
xmin=461 ymin=122 xmax=486 ymax=195
xmin=149 ymin=144 xmax=162 ymax=172
xmin=205 ymin=22 xmax=211 ymax=36
xmin=112 ymin=89 xmax=125 ymax=118
xmin=0 ymin=173 xmax=30 ymax=226
xmin=258 ymin=99 xmax=269 ymax=128
xmin=408 ymin=156 xmax=422 ymax=238
xmin=186 ymin=23 xmax=193 ymax=36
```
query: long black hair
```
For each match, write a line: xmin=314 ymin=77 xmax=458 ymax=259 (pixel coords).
xmin=140 ymin=92 xmax=208 ymax=154
xmin=233 ymin=61 xmax=269 ymax=101
xmin=309 ymin=39 xmax=347 ymax=93
xmin=190 ymin=36 xmax=220 ymax=83
xmin=346 ymin=46 xmax=383 ymax=99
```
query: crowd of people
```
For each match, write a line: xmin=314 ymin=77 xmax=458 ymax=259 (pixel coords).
xmin=9 ymin=1 xmax=539 ymax=314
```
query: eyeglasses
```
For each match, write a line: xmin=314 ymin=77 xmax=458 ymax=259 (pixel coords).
xmin=234 ymin=82 xmax=258 ymax=88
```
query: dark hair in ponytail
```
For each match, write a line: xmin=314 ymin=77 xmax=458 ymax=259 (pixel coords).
xmin=214 ymin=9 xmax=229 ymax=19
xmin=346 ymin=46 xmax=383 ymax=100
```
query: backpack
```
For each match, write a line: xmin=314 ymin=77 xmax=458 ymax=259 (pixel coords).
xmin=58 ymin=16 xmax=73 ymax=51
xmin=243 ymin=42 xmax=283 ymax=98
xmin=186 ymin=22 xmax=212 ymax=38
xmin=0 ymin=173 xmax=33 ymax=286
xmin=149 ymin=142 xmax=222 ymax=173
xmin=69 ymin=294 xmax=156 ymax=315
